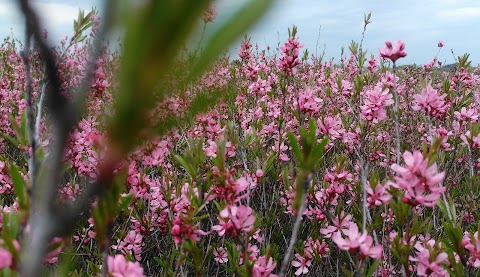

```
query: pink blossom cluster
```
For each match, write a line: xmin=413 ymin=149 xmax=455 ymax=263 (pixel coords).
xmin=0 ymin=247 xmax=13 ymax=270
xmin=331 ymin=222 xmax=382 ymax=259
xmin=296 ymin=86 xmax=322 ymax=115
xmin=212 ymin=205 xmax=256 ymax=237
xmin=65 ymin=117 xmax=103 ymax=178
xmin=390 ymin=151 xmax=445 ymax=207
xmin=379 ymin=40 xmax=407 ymax=62
xmin=112 ymin=230 xmax=144 ymax=261
xmin=0 ymin=160 xmax=12 ymax=194
xmin=171 ymin=215 xmax=208 ymax=245
xmin=366 ymin=182 xmax=391 ymax=207
xmin=409 ymin=239 xmax=450 ymax=276
xmin=278 ymin=35 xmax=303 ymax=76
xmin=412 ymin=84 xmax=449 ymax=119
xmin=462 ymin=231 xmax=480 ymax=267
xmin=201 ymin=5 xmax=218 ymax=23
xmin=107 ymin=254 xmax=146 ymax=277
xmin=360 ymin=84 xmax=394 ymax=123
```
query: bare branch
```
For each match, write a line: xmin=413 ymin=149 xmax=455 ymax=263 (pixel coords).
xmin=16 ymin=0 xmax=114 ymax=275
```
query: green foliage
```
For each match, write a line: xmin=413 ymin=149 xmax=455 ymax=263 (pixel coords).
xmin=1 ymin=212 xmax=20 ymax=263
xmin=287 ymin=120 xmax=328 ymax=213
xmin=190 ymin=0 xmax=274 ymax=79
xmin=8 ymin=162 xmax=27 ymax=210
xmin=72 ymin=9 xmax=96 ymax=44
xmin=5 ymin=112 xmax=29 ymax=149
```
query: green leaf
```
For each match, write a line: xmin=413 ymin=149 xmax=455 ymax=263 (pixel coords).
xmin=20 ymin=109 xmax=28 ymax=142
xmin=111 ymin=0 xmax=214 ymax=152
xmin=262 ymin=152 xmax=277 ymax=175
xmin=287 ymin=132 xmax=302 ymax=163
xmin=0 ymin=133 xmax=19 ymax=146
xmin=340 ymin=266 xmax=354 ymax=277
xmin=311 ymin=137 xmax=328 ymax=166
xmin=365 ymin=259 xmax=380 ymax=277
xmin=292 ymin=174 xmax=305 ymax=214
xmin=174 ymin=154 xmax=194 ymax=176
xmin=8 ymin=162 xmax=27 ymax=209
xmin=119 ymin=194 xmax=134 ymax=211
xmin=9 ymin=114 xmax=27 ymax=147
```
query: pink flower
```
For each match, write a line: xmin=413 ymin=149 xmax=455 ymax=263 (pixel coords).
xmin=454 ymin=107 xmax=479 ymax=122
xmin=462 ymin=231 xmax=480 ymax=267
xmin=360 ymin=85 xmax=394 ymax=123
xmin=278 ymin=34 xmax=303 ymax=76
xmin=412 ymin=84 xmax=449 ymax=118
xmin=204 ymin=140 xmax=218 ymax=157
xmin=438 ymin=41 xmax=444 ymax=48
xmin=379 ymin=40 xmax=407 ymax=62
xmin=367 ymin=56 xmax=379 ymax=73
xmin=317 ymin=115 xmax=344 ymax=140
xmin=320 ymin=212 xmax=352 ymax=238
xmin=171 ymin=216 xmax=208 ymax=245
xmin=252 ymin=228 xmax=264 ymax=243
xmin=202 ymin=5 xmax=218 ymax=23
xmin=409 ymin=239 xmax=449 ymax=276
xmin=45 ymin=237 xmax=64 ymax=264
xmin=291 ymin=251 xmax=312 ymax=276
xmin=331 ymin=223 xmax=382 ymax=259
xmin=366 ymin=182 xmax=391 ymax=207
xmin=304 ymin=238 xmax=330 ymax=257
xmin=112 ymin=230 xmax=144 ymax=261
xmin=213 ymin=247 xmax=228 ymax=264
xmin=272 ymin=141 xmax=290 ymax=162
xmin=107 ymin=255 xmax=146 ymax=277
xmin=0 ymin=247 xmax=12 ymax=269
xmin=460 ymin=130 xmax=480 ymax=149
xmin=238 ymin=37 xmax=253 ymax=61
xmin=296 ymin=87 xmax=322 ymax=114
xmin=253 ymin=256 xmax=278 ymax=277
xmin=212 ymin=205 xmax=255 ymax=237
xmin=390 ymin=151 xmax=445 ymax=207
xmin=239 ymin=243 xmax=260 ymax=264
xmin=412 ymin=84 xmax=449 ymax=119
xmin=423 ymin=59 xmax=438 ymax=70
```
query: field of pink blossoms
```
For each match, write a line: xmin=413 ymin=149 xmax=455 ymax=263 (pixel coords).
xmin=0 ymin=5 xmax=480 ymax=277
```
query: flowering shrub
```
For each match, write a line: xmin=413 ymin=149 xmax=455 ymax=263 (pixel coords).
xmin=0 ymin=3 xmax=480 ymax=277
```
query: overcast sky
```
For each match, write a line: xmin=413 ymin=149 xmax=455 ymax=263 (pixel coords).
xmin=1 ymin=0 xmax=479 ymax=65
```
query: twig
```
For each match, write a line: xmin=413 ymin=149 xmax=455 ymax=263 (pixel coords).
xmin=20 ymin=25 xmax=37 ymax=194
xmin=35 ymin=78 xmax=47 ymax=149
xmin=360 ymin=156 xmax=369 ymax=231
xmin=392 ymin=62 xmax=401 ymax=162
xmin=16 ymin=0 xmax=114 ymax=275
xmin=278 ymin=173 xmax=312 ymax=277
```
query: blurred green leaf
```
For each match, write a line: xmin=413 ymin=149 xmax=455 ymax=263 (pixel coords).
xmin=190 ymin=0 xmax=274 ymax=79
xmin=111 ymin=0 xmax=213 ymax=151
xmin=9 ymin=114 xmax=27 ymax=147
xmin=365 ymin=260 xmax=380 ymax=277
xmin=8 ymin=162 xmax=27 ymax=210
xmin=287 ymin=133 xmax=302 ymax=163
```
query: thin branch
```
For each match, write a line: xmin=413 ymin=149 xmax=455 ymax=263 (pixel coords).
xmin=34 ymin=79 xmax=47 ymax=148
xmin=21 ymin=26 xmax=37 ymax=193
xmin=278 ymin=173 xmax=312 ymax=277
xmin=392 ymin=62 xmax=401 ymax=162
xmin=16 ymin=0 xmax=114 ymax=275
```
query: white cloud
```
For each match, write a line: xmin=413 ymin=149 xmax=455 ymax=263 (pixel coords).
xmin=1 ymin=0 xmax=479 ymax=64
xmin=31 ymin=1 xmax=79 ymax=30
xmin=0 ymin=2 xmax=18 ymax=18
xmin=437 ymin=7 xmax=480 ymax=20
